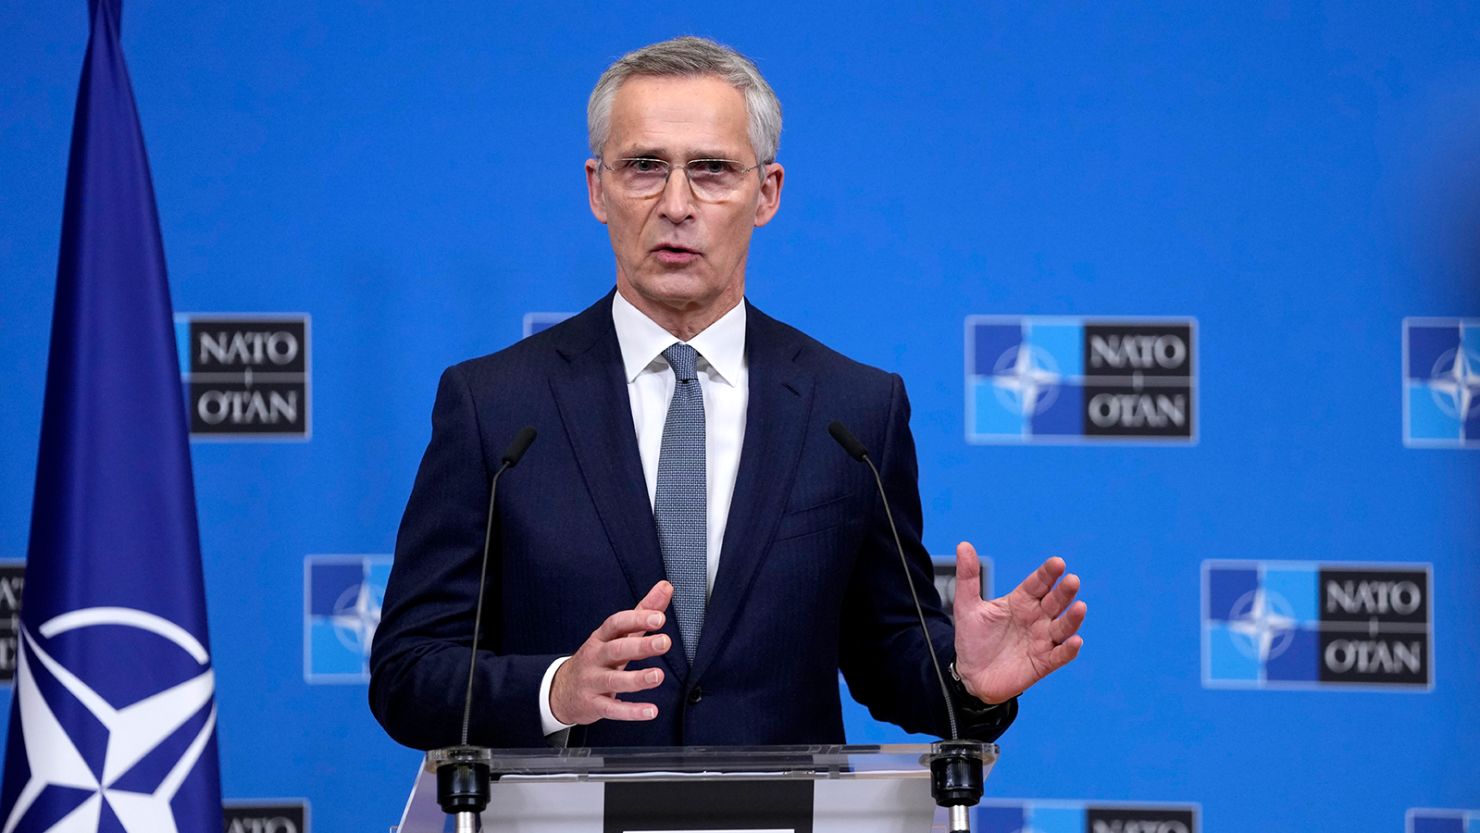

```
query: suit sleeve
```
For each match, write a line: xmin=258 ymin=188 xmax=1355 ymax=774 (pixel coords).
xmin=369 ymin=364 xmax=561 ymax=749
xmin=837 ymin=373 xmax=1017 ymax=742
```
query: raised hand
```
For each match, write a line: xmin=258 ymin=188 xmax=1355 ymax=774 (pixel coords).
xmin=952 ymin=542 xmax=1085 ymax=705
xmin=549 ymin=580 xmax=674 ymax=725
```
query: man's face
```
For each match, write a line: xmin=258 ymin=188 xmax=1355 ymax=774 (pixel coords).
xmin=586 ymin=75 xmax=783 ymax=322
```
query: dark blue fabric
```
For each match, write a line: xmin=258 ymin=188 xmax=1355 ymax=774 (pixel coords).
xmin=370 ymin=292 xmax=1016 ymax=749
xmin=0 ymin=0 xmax=222 ymax=828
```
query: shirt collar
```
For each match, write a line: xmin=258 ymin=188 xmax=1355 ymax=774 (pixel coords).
xmin=611 ymin=290 xmax=747 ymax=386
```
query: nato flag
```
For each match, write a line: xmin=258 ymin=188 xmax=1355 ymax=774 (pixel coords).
xmin=0 ymin=1 xmax=224 ymax=831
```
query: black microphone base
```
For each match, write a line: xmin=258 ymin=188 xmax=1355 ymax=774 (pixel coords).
xmin=929 ymin=739 xmax=986 ymax=833
xmin=434 ymin=745 xmax=493 ymax=827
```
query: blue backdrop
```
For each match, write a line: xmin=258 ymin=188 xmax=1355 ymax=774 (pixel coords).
xmin=2 ymin=3 xmax=1477 ymax=832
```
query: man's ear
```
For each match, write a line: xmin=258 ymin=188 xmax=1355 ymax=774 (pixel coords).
xmin=753 ymin=162 xmax=784 ymax=228
xmin=586 ymin=158 xmax=608 ymax=224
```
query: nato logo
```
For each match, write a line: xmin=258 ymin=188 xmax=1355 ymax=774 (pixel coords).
xmin=977 ymin=799 xmax=1198 ymax=833
xmin=174 ymin=314 xmax=311 ymax=439
xmin=303 ymin=555 xmax=390 ymax=683
xmin=1409 ymin=808 xmax=1480 ymax=833
xmin=225 ymin=799 xmax=309 ymax=833
xmin=932 ymin=555 xmax=990 ymax=623
xmin=5 ymin=607 xmax=217 ymax=833
xmin=0 ymin=561 xmax=22 ymax=684
xmin=1404 ymin=318 xmax=1480 ymax=448
xmin=523 ymin=312 xmax=572 ymax=338
xmin=966 ymin=316 xmax=1196 ymax=444
xmin=1203 ymin=560 xmax=1432 ymax=689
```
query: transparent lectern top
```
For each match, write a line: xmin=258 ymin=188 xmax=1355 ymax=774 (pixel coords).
xmin=426 ymin=742 xmax=998 ymax=781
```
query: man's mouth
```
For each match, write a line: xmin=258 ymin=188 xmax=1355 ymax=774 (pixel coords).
xmin=653 ymin=244 xmax=700 ymax=264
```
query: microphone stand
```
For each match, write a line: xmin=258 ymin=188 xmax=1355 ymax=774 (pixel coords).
xmin=828 ymin=421 xmax=985 ymax=833
xmin=434 ymin=427 xmax=537 ymax=833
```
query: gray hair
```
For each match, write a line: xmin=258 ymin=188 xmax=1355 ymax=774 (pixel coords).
xmin=587 ymin=36 xmax=782 ymax=164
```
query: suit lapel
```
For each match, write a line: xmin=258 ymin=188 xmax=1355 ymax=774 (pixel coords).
xmin=547 ymin=294 xmax=685 ymax=679
xmin=691 ymin=304 xmax=814 ymax=680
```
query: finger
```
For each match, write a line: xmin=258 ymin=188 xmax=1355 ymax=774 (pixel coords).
xmin=1040 ymin=572 xmax=1081 ymax=618
xmin=595 ymin=608 xmax=667 ymax=641
xmin=623 ymin=582 xmax=672 ymax=638
xmin=601 ymin=666 xmax=665 ymax=694
xmin=954 ymin=542 xmax=983 ymax=614
xmin=595 ymin=695 xmax=660 ymax=722
xmin=1048 ymin=634 xmax=1083 ymax=670
xmin=1049 ymin=600 xmax=1087 ymax=643
xmin=636 ymin=580 xmax=674 ymax=612
xmin=601 ymin=632 xmax=671 ymax=665
xmin=616 ymin=611 xmax=666 ymax=640
xmin=1014 ymin=556 xmax=1066 ymax=600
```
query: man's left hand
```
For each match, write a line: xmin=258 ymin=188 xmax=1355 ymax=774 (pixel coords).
xmin=952 ymin=541 xmax=1086 ymax=705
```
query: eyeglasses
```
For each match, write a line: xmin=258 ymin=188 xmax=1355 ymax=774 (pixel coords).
xmin=599 ymin=157 xmax=766 ymax=201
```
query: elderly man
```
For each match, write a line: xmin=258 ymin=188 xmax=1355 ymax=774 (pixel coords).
xmin=369 ymin=36 xmax=1085 ymax=749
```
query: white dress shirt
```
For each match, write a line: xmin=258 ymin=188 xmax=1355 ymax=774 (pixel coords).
xmin=538 ymin=291 xmax=749 ymax=734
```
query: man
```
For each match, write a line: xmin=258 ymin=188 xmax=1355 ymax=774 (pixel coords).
xmin=369 ymin=36 xmax=1085 ymax=750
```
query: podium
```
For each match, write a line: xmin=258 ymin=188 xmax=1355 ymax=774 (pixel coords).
xmin=394 ymin=743 xmax=999 ymax=833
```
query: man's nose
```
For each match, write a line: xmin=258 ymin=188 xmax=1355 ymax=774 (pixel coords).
xmin=657 ymin=166 xmax=697 ymax=223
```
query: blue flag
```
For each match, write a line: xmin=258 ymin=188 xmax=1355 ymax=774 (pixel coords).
xmin=0 ymin=1 xmax=224 ymax=831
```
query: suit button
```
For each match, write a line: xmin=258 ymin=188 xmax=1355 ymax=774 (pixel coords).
xmin=687 ymin=686 xmax=704 ymax=705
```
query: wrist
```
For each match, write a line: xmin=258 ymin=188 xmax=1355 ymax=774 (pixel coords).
xmin=948 ymin=660 xmax=1002 ymax=708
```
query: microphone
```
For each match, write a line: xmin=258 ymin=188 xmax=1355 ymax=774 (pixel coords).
xmin=460 ymin=426 xmax=537 ymax=742
xmin=827 ymin=420 xmax=984 ymax=833
xmin=827 ymin=421 xmax=958 ymax=737
xmin=437 ymin=426 xmax=538 ymax=833
xmin=827 ymin=420 xmax=869 ymax=462
xmin=500 ymin=426 xmax=536 ymax=468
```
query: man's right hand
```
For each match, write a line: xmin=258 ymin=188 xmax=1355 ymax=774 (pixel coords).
xmin=549 ymin=580 xmax=674 ymax=725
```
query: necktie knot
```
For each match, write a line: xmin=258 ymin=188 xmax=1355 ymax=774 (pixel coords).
xmin=663 ymin=343 xmax=699 ymax=383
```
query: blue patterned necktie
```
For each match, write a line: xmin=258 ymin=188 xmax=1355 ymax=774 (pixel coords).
xmin=655 ymin=342 xmax=706 ymax=662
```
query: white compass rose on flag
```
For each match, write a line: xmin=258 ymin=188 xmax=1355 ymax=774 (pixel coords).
xmin=2 ymin=607 xmax=216 ymax=833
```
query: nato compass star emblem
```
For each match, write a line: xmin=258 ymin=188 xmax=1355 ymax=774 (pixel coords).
xmin=1225 ymin=588 xmax=1297 ymax=662
xmin=1403 ymin=318 xmax=1480 ymax=447
xmin=304 ymin=555 xmax=390 ymax=681
xmin=330 ymin=578 xmax=381 ymax=658
xmin=1427 ymin=343 xmax=1480 ymax=422
xmin=1203 ymin=561 xmax=1321 ymax=687
xmin=3 ymin=607 xmax=216 ymax=833
xmin=991 ymin=344 xmax=1061 ymax=416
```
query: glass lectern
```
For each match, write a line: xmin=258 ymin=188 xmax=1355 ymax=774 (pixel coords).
xmin=394 ymin=743 xmax=999 ymax=833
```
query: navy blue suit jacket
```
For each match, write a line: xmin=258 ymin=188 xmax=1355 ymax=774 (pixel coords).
xmin=369 ymin=293 xmax=1015 ymax=749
